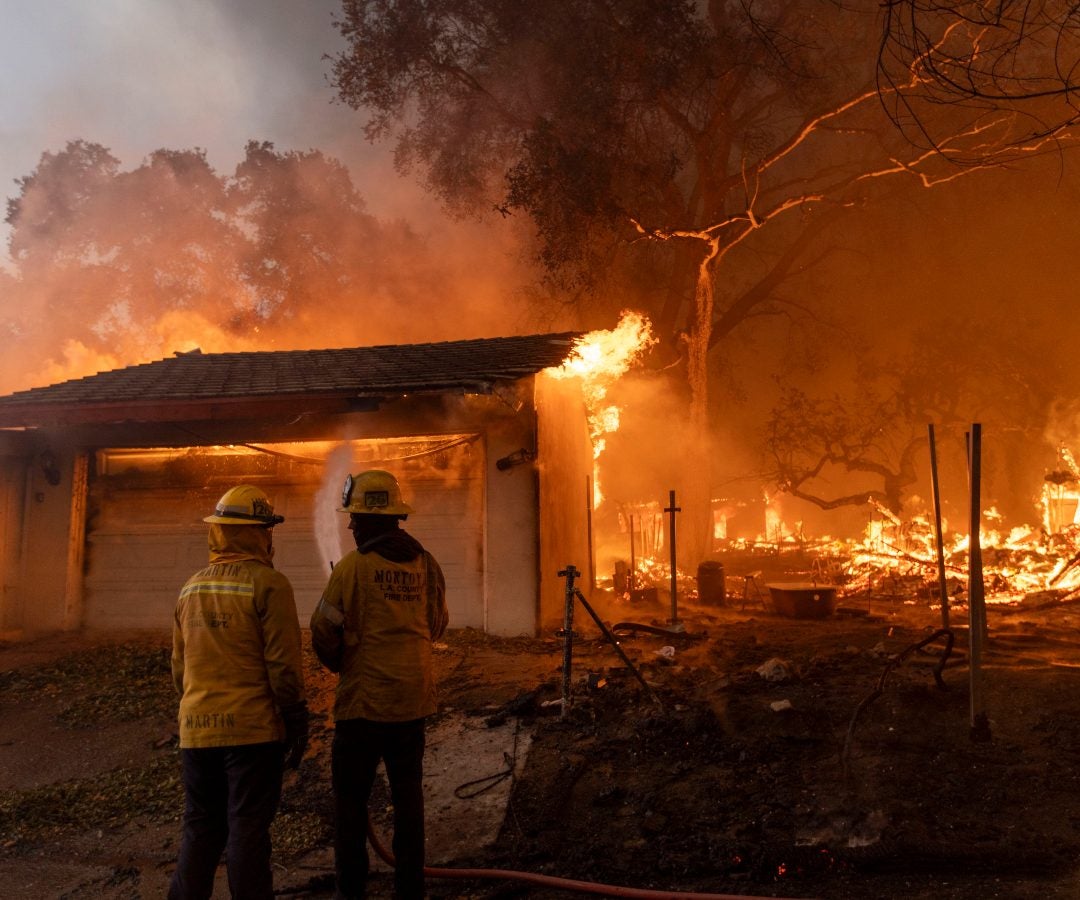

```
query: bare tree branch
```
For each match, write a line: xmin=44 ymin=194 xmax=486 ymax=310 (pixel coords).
xmin=879 ymin=1 xmax=1080 ymax=154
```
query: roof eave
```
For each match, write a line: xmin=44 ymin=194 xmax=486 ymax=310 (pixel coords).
xmin=0 ymin=376 xmax=527 ymax=429
xmin=0 ymin=393 xmax=381 ymax=429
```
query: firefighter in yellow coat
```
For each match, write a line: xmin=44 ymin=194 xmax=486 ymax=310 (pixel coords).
xmin=310 ymin=469 xmax=448 ymax=900
xmin=170 ymin=485 xmax=308 ymax=900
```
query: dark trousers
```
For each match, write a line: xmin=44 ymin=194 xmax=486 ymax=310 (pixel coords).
xmin=169 ymin=742 xmax=284 ymax=900
xmin=332 ymin=717 xmax=427 ymax=900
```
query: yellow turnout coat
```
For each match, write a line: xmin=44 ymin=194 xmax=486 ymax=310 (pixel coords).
xmin=172 ymin=524 xmax=305 ymax=748
xmin=310 ymin=531 xmax=448 ymax=722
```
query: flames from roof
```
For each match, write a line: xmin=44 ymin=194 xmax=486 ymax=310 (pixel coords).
xmin=545 ymin=310 xmax=657 ymax=505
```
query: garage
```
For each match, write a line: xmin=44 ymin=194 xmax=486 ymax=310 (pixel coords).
xmin=0 ymin=332 xmax=592 ymax=638
xmin=83 ymin=435 xmax=485 ymax=630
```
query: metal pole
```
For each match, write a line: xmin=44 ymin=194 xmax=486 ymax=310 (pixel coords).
xmin=585 ymin=476 xmax=595 ymax=591
xmin=664 ymin=490 xmax=682 ymax=629
xmin=927 ymin=424 xmax=950 ymax=629
xmin=628 ymin=514 xmax=636 ymax=593
xmin=964 ymin=431 xmax=988 ymax=643
xmin=558 ymin=565 xmax=579 ymax=718
xmin=968 ymin=424 xmax=990 ymax=742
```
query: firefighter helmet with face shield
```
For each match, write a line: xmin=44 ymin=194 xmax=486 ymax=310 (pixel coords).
xmin=339 ymin=469 xmax=414 ymax=516
xmin=203 ymin=484 xmax=285 ymax=526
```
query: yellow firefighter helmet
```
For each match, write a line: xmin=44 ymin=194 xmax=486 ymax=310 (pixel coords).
xmin=203 ymin=484 xmax=285 ymax=526
xmin=340 ymin=469 xmax=414 ymax=516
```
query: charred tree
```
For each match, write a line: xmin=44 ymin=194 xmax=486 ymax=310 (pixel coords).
xmin=330 ymin=0 xmax=1078 ymax=566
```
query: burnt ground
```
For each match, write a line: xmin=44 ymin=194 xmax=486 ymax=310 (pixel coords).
xmin=4 ymin=567 xmax=1080 ymax=898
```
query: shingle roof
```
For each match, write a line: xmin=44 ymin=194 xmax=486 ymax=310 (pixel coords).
xmin=0 ymin=332 xmax=581 ymax=428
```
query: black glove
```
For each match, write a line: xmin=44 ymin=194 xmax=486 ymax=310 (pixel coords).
xmin=281 ymin=701 xmax=310 ymax=770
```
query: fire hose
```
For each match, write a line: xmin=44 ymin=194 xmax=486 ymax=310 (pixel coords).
xmin=841 ymin=628 xmax=955 ymax=779
xmin=356 ymin=562 xmax=817 ymax=900
xmin=364 ymin=814 xmax=817 ymax=900
xmin=362 ymin=714 xmax=814 ymax=899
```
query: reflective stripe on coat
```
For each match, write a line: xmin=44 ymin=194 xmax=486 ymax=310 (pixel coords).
xmin=172 ymin=523 xmax=305 ymax=748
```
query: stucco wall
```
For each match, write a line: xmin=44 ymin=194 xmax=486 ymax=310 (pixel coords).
xmin=483 ymin=411 xmax=541 ymax=636
xmin=4 ymin=439 xmax=86 ymax=635
xmin=534 ymin=373 xmax=593 ymax=632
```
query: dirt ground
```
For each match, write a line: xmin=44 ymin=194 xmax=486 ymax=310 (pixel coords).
xmin=4 ymin=555 xmax=1080 ymax=899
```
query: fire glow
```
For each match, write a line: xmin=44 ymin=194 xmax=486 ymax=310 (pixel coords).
xmin=713 ymin=499 xmax=1080 ymax=611
xmin=616 ymin=462 xmax=1080 ymax=612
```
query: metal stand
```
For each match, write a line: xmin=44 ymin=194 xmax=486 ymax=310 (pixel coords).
xmin=664 ymin=490 xmax=685 ymax=633
xmin=557 ymin=564 xmax=578 ymax=719
xmin=557 ymin=565 xmax=663 ymax=716
xmin=741 ymin=573 xmax=765 ymax=611
xmin=967 ymin=424 xmax=991 ymax=743
xmin=928 ymin=424 xmax=950 ymax=629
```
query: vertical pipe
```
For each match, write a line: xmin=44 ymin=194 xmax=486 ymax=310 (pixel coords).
xmin=628 ymin=514 xmax=636 ymax=593
xmin=63 ymin=451 xmax=90 ymax=631
xmin=558 ymin=564 xmax=578 ymax=719
xmin=927 ymin=424 xmax=950 ymax=629
xmin=665 ymin=490 xmax=681 ymax=626
xmin=964 ymin=430 xmax=987 ymax=643
xmin=585 ymin=476 xmax=595 ymax=591
xmin=968 ymin=424 xmax=991 ymax=742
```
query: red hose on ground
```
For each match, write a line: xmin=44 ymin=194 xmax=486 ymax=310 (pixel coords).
xmin=365 ymin=818 xmax=817 ymax=900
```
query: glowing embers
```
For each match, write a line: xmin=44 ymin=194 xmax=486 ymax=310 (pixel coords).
xmin=95 ymin=442 xmax=337 ymax=486
xmin=725 ymin=506 xmax=1078 ymax=608
xmin=95 ymin=435 xmax=478 ymax=489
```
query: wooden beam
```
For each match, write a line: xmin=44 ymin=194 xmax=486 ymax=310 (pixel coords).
xmin=0 ymin=394 xmax=382 ymax=428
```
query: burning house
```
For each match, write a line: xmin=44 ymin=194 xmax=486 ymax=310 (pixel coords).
xmin=0 ymin=332 xmax=596 ymax=639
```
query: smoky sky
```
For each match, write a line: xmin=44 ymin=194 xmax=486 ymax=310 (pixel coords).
xmin=0 ymin=0 xmax=534 ymax=379
xmin=0 ymin=0 xmax=427 ymax=267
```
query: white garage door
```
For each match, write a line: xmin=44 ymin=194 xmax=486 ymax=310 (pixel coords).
xmin=83 ymin=437 xmax=485 ymax=631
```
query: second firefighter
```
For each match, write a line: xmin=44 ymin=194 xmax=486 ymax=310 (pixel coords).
xmin=310 ymin=469 xmax=449 ymax=900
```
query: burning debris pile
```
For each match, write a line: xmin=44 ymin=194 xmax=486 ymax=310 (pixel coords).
xmin=595 ymin=500 xmax=1080 ymax=619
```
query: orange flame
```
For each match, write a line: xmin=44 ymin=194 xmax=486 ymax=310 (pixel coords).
xmin=546 ymin=310 xmax=657 ymax=506
xmin=741 ymin=498 xmax=1080 ymax=607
